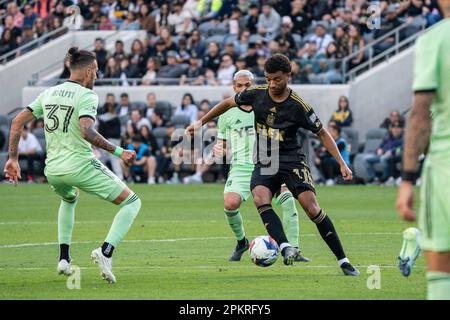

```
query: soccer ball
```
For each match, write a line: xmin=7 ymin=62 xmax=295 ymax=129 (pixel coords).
xmin=249 ymin=236 xmax=280 ymax=267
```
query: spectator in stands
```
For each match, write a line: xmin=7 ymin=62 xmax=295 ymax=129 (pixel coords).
xmin=333 ymin=24 xmax=350 ymax=57
xmin=174 ymin=93 xmax=198 ymax=124
xmin=155 ymin=2 xmax=170 ymax=35
xmin=373 ymin=5 xmax=402 ymax=55
xmin=253 ymin=54 xmax=267 ymax=79
xmin=197 ymin=0 xmax=223 ymax=22
xmin=348 ymin=24 xmax=365 ymax=69
xmin=176 ymin=37 xmax=191 ymax=64
xmin=157 ymin=50 xmax=186 ymax=80
xmin=148 ymin=39 xmax=168 ymax=66
xmin=33 ymin=0 xmax=55 ymax=21
xmin=17 ymin=26 xmax=37 ymax=55
xmin=139 ymin=3 xmax=157 ymax=35
xmin=245 ymin=3 xmax=260 ymax=34
xmin=0 ymin=28 xmax=19 ymax=57
xmin=257 ymin=3 xmax=281 ymax=40
xmin=217 ymin=54 xmax=236 ymax=85
xmin=127 ymin=109 xmax=152 ymax=136
xmin=18 ymin=126 xmax=44 ymax=183
xmin=142 ymin=57 xmax=160 ymax=85
xmin=33 ymin=18 xmax=48 ymax=38
xmin=140 ymin=124 xmax=159 ymax=152
xmin=58 ymin=56 xmax=71 ymax=80
xmin=123 ymin=135 xmax=157 ymax=184
xmin=7 ymin=2 xmax=24 ymax=29
xmin=290 ymin=0 xmax=310 ymax=36
xmin=380 ymin=110 xmax=405 ymax=129
xmin=93 ymin=38 xmax=108 ymax=76
xmin=203 ymin=42 xmax=221 ymax=74
xmin=49 ymin=1 xmax=65 ymax=22
xmin=227 ymin=7 xmax=245 ymax=35
xmin=151 ymin=110 xmax=167 ymax=129
xmin=365 ymin=121 xmax=404 ymax=183
xmin=100 ymin=93 xmax=118 ymax=114
xmin=298 ymin=40 xmax=323 ymax=73
xmin=112 ymin=40 xmax=127 ymax=61
xmin=330 ymin=96 xmax=353 ymax=127
xmin=104 ymin=57 xmax=122 ymax=81
xmin=235 ymin=56 xmax=247 ymax=71
xmin=222 ymin=42 xmax=238 ymax=63
xmin=119 ymin=10 xmax=140 ymax=30
xmin=180 ymin=53 xmax=204 ymax=85
xmin=314 ymin=122 xmax=350 ymax=185
xmin=234 ymin=29 xmax=250 ymax=56
xmin=3 ymin=14 xmax=22 ymax=44
xmin=48 ymin=16 xmax=67 ymax=40
xmin=129 ymin=39 xmax=147 ymax=76
xmin=290 ymin=59 xmax=308 ymax=84
xmin=168 ymin=1 xmax=194 ymax=35
xmin=23 ymin=4 xmax=38 ymax=28
xmin=305 ymin=0 xmax=331 ymax=21
xmin=63 ymin=4 xmax=84 ymax=30
xmin=275 ymin=16 xmax=297 ymax=54
xmin=97 ymin=102 xmax=124 ymax=180
xmin=308 ymin=22 xmax=334 ymax=54
xmin=98 ymin=14 xmax=114 ymax=30
xmin=187 ymin=29 xmax=206 ymax=57
xmin=117 ymin=93 xmax=133 ymax=116
xmin=159 ymin=26 xmax=178 ymax=52
xmin=145 ymin=93 xmax=158 ymax=118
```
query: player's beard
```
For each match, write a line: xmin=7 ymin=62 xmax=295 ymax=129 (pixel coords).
xmin=86 ymin=79 xmax=94 ymax=90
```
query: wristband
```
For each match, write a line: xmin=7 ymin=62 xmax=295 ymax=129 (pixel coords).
xmin=114 ymin=146 xmax=123 ymax=158
xmin=401 ymin=170 xmax=417 ymax=183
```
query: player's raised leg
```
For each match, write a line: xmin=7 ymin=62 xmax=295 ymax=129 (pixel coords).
xmin=298 ymin=190 xmax=359 ymax=276
xmin=223 ymin=192 xmax=249 ymax=261
xmin=275 ymin=185 xmax=310 ymax=262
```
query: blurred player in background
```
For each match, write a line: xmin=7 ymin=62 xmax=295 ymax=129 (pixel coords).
xmin=397 ymin=0 xmax=450 ymax=300
xmin=4 ymin=47 xmax=141 ymax=284
xmin=214 ymin=70 xmax=309 ymax=262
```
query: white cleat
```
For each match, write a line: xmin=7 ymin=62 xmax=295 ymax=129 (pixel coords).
xmin=90 ymin=247 xmax=116 ymax=284
xmin=57 ymin=259 xmax=74 ymax=276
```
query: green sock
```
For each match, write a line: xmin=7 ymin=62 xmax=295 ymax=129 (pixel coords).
xmin=105 ymin=193 xmax=141 ymax=247
xmin=427 ymin=271 xmax=450 ymax=300
xmin=224 ymin=209 xmax=245 ymax=241
xmin=277 ymin=191 xmax=299 ymax=248
xmin=58 ymin=194 xmax=79 ymax=245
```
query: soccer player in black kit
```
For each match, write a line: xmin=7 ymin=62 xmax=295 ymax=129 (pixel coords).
xmin=186 ymin=54 xmax=359 ymax=276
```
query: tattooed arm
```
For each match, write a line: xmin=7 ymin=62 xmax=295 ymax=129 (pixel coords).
xmin=3 ymin=109 xmax=35 ymax=185
xmin=79 ymin=117 xmax=136 ymax=165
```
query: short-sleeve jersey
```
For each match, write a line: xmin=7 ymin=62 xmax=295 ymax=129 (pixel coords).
xmin=217 ymin=107 xmax=255 ymax=166
xmin=412 ymin=19 xmax=450 ymax=160
xmin=234 ymin=84 xmax=323 ymax=163
xmin=27 ymin=80 xmax=99 ymax=175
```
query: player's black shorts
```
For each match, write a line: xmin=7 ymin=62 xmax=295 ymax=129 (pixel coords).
xmin=250 ymin=160 xmax=315 ymax=198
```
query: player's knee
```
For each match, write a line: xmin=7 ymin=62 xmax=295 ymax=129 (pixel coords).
xmin=302 ymin=203 xmax=321 ymax=218
xmin=253 ymin=194 xmax=269 ymax=207
xmin=224 ymin=197 xmax=241 ymax=211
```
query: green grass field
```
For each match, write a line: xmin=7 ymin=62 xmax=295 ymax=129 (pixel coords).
xmin=0 ymin=184 xmax=424 ymax=300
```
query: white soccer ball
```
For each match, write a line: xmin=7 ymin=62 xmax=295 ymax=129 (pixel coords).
xmin=249 ymin=236 xmax=280 ymax=267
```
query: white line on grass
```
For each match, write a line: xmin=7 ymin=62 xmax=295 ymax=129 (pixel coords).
xmin=0 ymin=233 xmax=401 ymax=249
xmin=0 ymin=265 xmax=425 ymax=271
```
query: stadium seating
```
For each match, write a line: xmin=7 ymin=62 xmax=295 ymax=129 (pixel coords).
xmin=353 ymin=128 xmax=387 ymax=182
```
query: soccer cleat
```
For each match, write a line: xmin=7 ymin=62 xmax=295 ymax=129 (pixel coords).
xmin=229 ymin=238 xmax=249 ymax=261
xmin=398 ymin=227 xmax=421 ymax=277
xmin=294 ymin=251 xmax=311 ymax=262
xmin=90 ymin=247 xmax=116 ymax=284
xmin=57 ymin=259 xmax=73 ymax=276
xmin=340 ymin=262 xmax=360 ymax=276
xmin=282 ymin=246 xmax=298 ymax=266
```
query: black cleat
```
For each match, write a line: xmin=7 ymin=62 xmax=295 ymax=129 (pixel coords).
xmin=282 ymin=246 xmax=298 ymax=265
xmin=294 ymin=251 xmax=311 ymax=262
xmin=229 ymin=238 xmax=249 ymax=261
xmin=340 ymin=262 xmax=360 ymax=276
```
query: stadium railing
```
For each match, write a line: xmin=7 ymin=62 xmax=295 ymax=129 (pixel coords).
xmin=0 ymin=25 xmax=69 ymax=64
xmin=341 ymin=21 xmax=426 ymax=82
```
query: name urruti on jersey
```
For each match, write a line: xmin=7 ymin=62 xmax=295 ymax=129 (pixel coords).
xmin=51 ymin=89 xmax=76 ymax=99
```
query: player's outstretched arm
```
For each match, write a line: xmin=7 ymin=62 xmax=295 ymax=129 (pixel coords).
xmin=79 ymin=117 xmax=136 ymax=166
xmin=3 ymin=108 xmax=35 ymax=185
xmin=396 ymin=92 xmax=433 ymax=222
xmin=185 ymin=97 xmax=237 ymax=135
xmin=317 ymin=128 xmax=353 ymax=181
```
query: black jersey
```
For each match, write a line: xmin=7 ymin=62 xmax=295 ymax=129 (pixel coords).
xmin=234 ymin=84 xmax=323 ymax=164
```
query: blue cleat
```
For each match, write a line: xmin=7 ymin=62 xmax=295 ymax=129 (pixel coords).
xmin=398 ymin=227 xmax=421 ymax=277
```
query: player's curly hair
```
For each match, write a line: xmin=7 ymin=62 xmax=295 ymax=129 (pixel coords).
xmin=264 ymin=53 xmax=292 ymax=74
xmin=67 ymin=47 xmax=96 ymax=70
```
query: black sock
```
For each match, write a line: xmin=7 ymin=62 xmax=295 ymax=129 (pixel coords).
xmin=312 ymin=210 xmax=346 ymax=260
xmin=101 ymin=242 xmax=115 ymax=258
xmin=258 ymin=204 xmax=288 ymax=246
xmin=59 ymin=244 xmax=70 ymax=262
